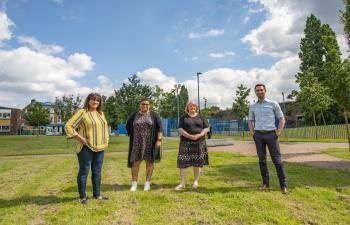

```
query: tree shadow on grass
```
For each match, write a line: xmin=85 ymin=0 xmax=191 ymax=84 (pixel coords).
xmin=0 ymin=195 xmax=77 ymax=209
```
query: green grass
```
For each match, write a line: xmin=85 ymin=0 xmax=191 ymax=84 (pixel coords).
xmin=321 ymin=148 xmax=350 ymax=160
xmin=0 ymin=151 xmax=350 ymax=224
xmin=0 ymin=135 xmax=179 ymax=156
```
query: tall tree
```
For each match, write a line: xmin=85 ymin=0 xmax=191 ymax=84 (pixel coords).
xmin=339 ymin=0 xmax=350 ymax=149
xmin=103 ymin=95 xmax=119 ymax=129
xmin=113 ymin=74 xmax=154 ymax=123
xmin=296 ymin=71 xmax=334 ymax=138
xmin=232 ymin=84 xmax=250 ymax=136
xmin=24 ymin=102 xmax=51 ymax=139
xmin=178 ymin=85 xmax=189 ymax=115
xmin=54 ymin=94 xmax=82 ymax=122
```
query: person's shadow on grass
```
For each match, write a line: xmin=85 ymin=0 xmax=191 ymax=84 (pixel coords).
xmin=0 ymin=195 xmax=77 ymax=209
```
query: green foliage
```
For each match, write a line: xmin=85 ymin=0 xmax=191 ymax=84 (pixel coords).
xmin=201 ymin=106 xmax=222 ymax=118
xmin=232 ymin=84 xmax=250 ymax=121
xmin=296 ymin=70 xmax=333 ymax=128
xmin=112 ymin=74 xmax=154 ymax=123
xmin=340 ymin=0 xmax=350 ymax=50
xmin=103 ymin=95 xmax=119 ymax=128
xmin=178 ymin=85 xmax=189 ymax=115
xmin=54 ymin=95 xmax=82 ymax=122
xmin=23 ymin=102 xmax=51 ymax=137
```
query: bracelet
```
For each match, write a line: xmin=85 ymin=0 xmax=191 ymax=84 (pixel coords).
xmin=157 ymin=139 xmax=162 ymax=141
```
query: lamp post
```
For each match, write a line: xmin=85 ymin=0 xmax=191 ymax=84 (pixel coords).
xmin=203 ymin=97 xmax=207 ymax=110
xmin=174 ymin=84 xmax=182 ymax=128
xmin=197 ymin=72 xmax=202 ymax=113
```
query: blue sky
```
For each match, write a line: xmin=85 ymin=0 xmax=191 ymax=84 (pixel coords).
xmin=0 ymin=0 xmax=346 ymax=108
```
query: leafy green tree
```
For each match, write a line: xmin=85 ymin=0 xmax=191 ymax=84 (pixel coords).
xmin=295 ymin=14 xmax=343 ymax=125
xmin=178 ymin=85 xmax=189 ymax=115
xmin=54 ymin=94 xmax=82 ymax=123
xmin=202 ymin=106 xmax=222 ymax=118
xmin=232 ymin=84 xmax=250 ymax=136
xmin=158 ymin=90 xmax=176 ymax=118
xmin=296 ymin=71 xmax=334 ymax=138
xmin=24 ymin=102 xmax=51 ymax=139
xmin=103 ymin=95 xmax=119 ymax=129
xmin=339 ymin=0 xmax=350 ymax=149
xmin=113 ymin=74 xmax=154 ymax=123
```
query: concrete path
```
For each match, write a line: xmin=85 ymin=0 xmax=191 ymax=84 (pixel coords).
xmin=209 ymin=141 xmax=350 ymax=171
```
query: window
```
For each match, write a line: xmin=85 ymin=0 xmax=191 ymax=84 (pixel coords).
xmin=0 ymin=126 xmax=10 ymax=132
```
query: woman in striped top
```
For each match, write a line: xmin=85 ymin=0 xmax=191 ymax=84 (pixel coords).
xmin=65 ymin=93 xmax=109 ymax=204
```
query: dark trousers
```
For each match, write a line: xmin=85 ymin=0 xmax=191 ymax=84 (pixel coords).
xmin=77 ymin=145 xmax=104 ymax=199
xmin=253 ymin=132 xmax=287 ymax=188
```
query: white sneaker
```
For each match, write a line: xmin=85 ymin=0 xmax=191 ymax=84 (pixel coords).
xmin=144 ymin=181 xmax=151 ymax=191
xmin=130 ymin=181 xmax=137 ymax=192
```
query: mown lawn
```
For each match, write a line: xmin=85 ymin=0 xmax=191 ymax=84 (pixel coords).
xmin=0 ymin=135 xmax=179 ymax=156
xmin=0 ymin=150 xmax=350 ymax=224
xmin=321 ymin=148 xmax=350 ymax=160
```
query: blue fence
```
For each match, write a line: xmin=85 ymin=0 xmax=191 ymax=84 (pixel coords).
xmin=118 ymin=118 xmax=249 ymax=137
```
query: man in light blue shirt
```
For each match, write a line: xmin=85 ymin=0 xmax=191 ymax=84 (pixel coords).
xmin=248 ymin=84 xmax=287 ymax=194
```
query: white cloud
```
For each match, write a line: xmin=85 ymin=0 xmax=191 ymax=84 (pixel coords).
xmin=17 ymin=35 xmax=64 ymax=54
xmin=189 ymin=29 xmax=225 ymax=39
xmin=242 ymin=0 xmax=347 ymax=57
xmin=137 ymin=68 xmax=177 ymax=91
xmin=0 ymin=11 xmax=13 ymax=44
xmin=209 ymin=51 xmax=235 ymax=58
xmin=52 ymin=0 xmax=63 ymax=4
xmin=0 ymin=11 xmax=114 ymax=108
xmin=136 ymin=56 xmax=299 ymax=109
xmin=243 ymin=16 xmax=250 ymax=24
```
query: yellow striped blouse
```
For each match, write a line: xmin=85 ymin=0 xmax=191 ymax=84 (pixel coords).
xmin=65 ymin=109 xmax=109 ymax=153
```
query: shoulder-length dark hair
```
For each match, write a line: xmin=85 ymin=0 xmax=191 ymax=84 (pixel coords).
xmin=83 ymin=93 xmax=103 ymax=114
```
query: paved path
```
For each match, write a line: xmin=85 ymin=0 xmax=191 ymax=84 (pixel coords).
xmin=209 ymin=141 xmax=350 ymax=171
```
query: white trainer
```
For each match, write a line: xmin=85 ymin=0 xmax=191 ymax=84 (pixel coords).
xmin=144 ymin=181 xmax=151 ymax=191
xmin=130 ymin=181 xmax=137 ymax=192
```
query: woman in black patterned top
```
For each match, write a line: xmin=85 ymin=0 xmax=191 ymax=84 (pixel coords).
xmin=175 ymin=101 xmax=209 ymax=190
xmin=126 ymin=99 xmax=163 ymax=192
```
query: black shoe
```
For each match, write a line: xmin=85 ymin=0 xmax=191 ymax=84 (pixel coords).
xmin=258 ymin=184 xmax=270 ymax=191
xmin=79 ymin=197 xmax=88 ymax=204
xmin=281 ymin=187 xmax=288 ymax=195
xmin=93 ymin=195 xmax=109 ymax=200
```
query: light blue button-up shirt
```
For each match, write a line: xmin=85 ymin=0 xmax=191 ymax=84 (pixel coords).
xmin=248 ymin=98 xmax=284 ymax=131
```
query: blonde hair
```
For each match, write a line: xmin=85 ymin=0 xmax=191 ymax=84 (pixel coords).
xmin=185 ymin=101 xmax=198 ymax=114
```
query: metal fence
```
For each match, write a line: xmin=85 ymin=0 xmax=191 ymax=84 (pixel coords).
xmin=117 ymin=117 xmax=349 ymax=139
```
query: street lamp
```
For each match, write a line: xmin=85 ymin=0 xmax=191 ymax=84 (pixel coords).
xmin=174 ymin=84 xmax=182 ymax=128
xmin=203 ymin=97 xmax=207 ymax=110
xmin=197 ymin=72 xmax=202 ymax=113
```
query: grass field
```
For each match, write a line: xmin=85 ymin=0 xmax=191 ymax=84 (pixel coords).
xmin=321 ymin=148 xmax=350 ymax=160
xmin=0 ymin=151 xmax=350 ymax=224
xmin=0 ymin=135 xmax=179 ymax=156
xmin=1 ymin=136 xmax=350 ymax=224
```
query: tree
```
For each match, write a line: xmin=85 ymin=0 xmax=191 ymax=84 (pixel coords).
xmin=232 ymin=84 xmax=250 ymax=136
xmin=158 ymin=90 xmax=176 ymax=118
xmin=54 ymin=94 xmax=82 ymax=123
xmin=103 ymin=95 xmax=119 ymax=129
xmin=296 ymin=71 xmax=334 ymax=138
xmin=178 ymin=85 xmax=189 ymax=115
xmin=113 ymin=74 xmax=154 ymax=123
xmin=24 ymin=102 xmax=51 ymax=139
xmin=202 ymin=106 xmax=222 ymax=118
xmin=295 ymin=14 xmax=343 ymax=126
xmin=339 ymin=0 xmax=350 ymax=150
